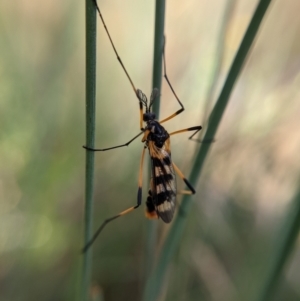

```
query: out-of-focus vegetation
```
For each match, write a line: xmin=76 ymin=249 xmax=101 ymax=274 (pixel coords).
xmin=1 ymin=0 xmax=300 ymax=301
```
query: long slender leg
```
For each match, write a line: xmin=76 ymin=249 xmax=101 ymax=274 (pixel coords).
xmin=173 ymin=126 xmax=214 ymax=143
xmin=82 ymin=146 xmax=146 ymax=253
xmin=189 ymin=136 xmax=215 ymax=143
xmin=169 ymin=125 xmax=202 ymax=140
xmin=93 ymin=0 xmax=146 ymax=131
xmin=83 ymin=131 xmax=144 ymax=152
xmin=159 ymin=37 xmax=185 ymax=124
xmin=158 ymin=39 xmax=205 ymax=142
xmin=93 ymin=0 xmax=137 ymax=95
xmin=172 ymin=162 xmax=195 ymax=195
xmin=169 ymin=125 xmax=214 ymax=143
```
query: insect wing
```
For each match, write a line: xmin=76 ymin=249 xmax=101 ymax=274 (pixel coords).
xmin=151 ymin=149 xmax=177 ymax=223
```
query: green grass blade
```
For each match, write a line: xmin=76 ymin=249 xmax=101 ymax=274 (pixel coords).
xmin=151 ymin=0 xmax=166 ymax=120
xmin=257 ymin=181 xmax=300 ymax=301
xmin=145 ymin=0 xmax=166 ymax=279
xmin=82 ymin=1 xmax=97 ymax=300
xmin=201 ymin=0 xmax=237 ymax=129
xmin=143 ymin=0 xmax=273 ymax=300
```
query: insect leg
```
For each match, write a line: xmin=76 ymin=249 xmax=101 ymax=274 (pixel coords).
xmin=83 ymin=131 xmax=144 ymax=152
xmin=169 ymin=125 xmax=202 ymax=140
xmin=92 ymin=0 xmax=151 ymax=131
xmin=137 ymin=146 xmax=147 ymax=205
xmin=145 ymin=179 xmax=159 ymax=220
xmin=93 ymin=0 xmax=137 ymax=95
xmin=172 ymin=162 xmax=195 ymax=195
xmin=159 ymin=37 xmax=185 ymax=124
xmin=82 ymin=146 xmax=146 ymax=253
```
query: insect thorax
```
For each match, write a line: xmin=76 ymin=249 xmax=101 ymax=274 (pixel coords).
xmin=145 ymin=120 xmax=169 ymax=148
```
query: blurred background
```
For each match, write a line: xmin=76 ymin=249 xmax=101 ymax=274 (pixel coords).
xmin=1 ymin=0 xmax=300 ymax=300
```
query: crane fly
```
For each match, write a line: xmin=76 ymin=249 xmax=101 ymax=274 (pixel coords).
xmin=82 ymin=0 xmax=202 ymax=253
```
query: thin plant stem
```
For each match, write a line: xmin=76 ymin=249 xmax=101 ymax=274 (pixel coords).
xmin=151 ymin=0 xmax=166 ymax=120
xmin=145 ymin=0 xmax=166 ymax=280
xmin=143 ymin=0 xmax=273 ymax=300
xmin=201 ymin=0 xmax=237 ymax=130
xmin=82 ymin=0 xmax=97 ymax=300
xmin=257 ymin=179 xmax=300 ymax=301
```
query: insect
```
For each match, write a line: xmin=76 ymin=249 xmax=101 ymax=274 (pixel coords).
xmin=82 ymin=0 xmax=202 ymax=253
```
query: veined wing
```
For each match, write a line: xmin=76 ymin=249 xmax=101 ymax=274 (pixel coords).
xmin=150 ymin=148 xmax=177 ymax=223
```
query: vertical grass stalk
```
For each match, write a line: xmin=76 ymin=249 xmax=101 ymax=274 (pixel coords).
xmin=151 ymin=0 xmax=166 ymax=120
xmin=82 ymin=0 xmax=97 ymax=300
xmin=143 ymin=0 xmax=273 ymax=300
xmin=145 ymin=0 xmax=166 ymax=279
xmin=201 ymin=0 xmax=236 ymax=129
xmin=257 ymin=181 xmax=300 ymax=301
